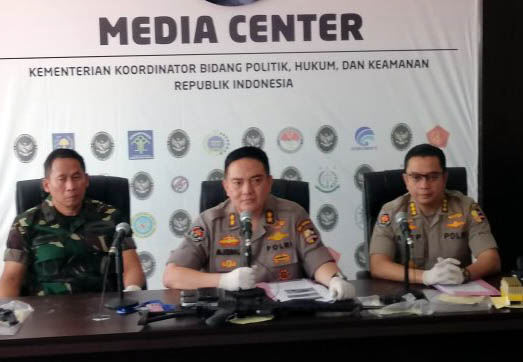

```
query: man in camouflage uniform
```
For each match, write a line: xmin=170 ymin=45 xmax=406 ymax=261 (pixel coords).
xmin=163 ymin=146 xmax=355 ymax=300
xmin=370 ymin=144 xmax=501 ymax=285
xmin=0 ymin=149 xmax=144 ymax=297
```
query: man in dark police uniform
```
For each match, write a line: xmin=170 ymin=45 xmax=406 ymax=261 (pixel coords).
xmin=370 ymin=143 xmax=501 ymax=285
xmin=0 ymin=149 xmax=144 ymax=297
xmin=163 ymin=146 xmax=354 ymax=300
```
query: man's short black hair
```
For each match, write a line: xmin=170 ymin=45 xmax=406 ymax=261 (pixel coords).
xmin=44 ymin=148 xmax=86 ymax=178
xmin=404 ymin=143 xmax=446 ymax=172
xmin=224 ymin=146 xmax=270 ymax=175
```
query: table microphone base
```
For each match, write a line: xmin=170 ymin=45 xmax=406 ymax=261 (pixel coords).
xmin=105 ymin=297 xmax=138 ymax=310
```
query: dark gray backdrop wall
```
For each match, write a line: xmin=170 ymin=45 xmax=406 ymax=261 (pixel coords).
xmin=482 ymin=1 xmax=523 ymax=272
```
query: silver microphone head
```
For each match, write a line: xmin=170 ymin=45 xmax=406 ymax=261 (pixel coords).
xmin=394 ymin=211 xmax=408 ymax=224
xmin=115 ymin=222 xmax=131 ymax=235
xmin=240 ymin=211 xmax=252 ymax=223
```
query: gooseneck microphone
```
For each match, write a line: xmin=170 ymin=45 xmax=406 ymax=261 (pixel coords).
xmin=105 ymin=222 xmax=137 ymax=310
xmin=239 ymin=211 xmax=253 ymax=267
xmin=394 ymin=212 xmax=413 ymax=246
xmin=109 ymin=222 xmax=131 ymax=254
xmin=394 ymin=211 xmax=423 ymax=299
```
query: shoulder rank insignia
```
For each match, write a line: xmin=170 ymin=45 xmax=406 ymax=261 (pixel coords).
xmin=229 ymin=213 xmax=237 ymax=227
xmin=409 ymin=202 xmax=417 ymax=216
xmin=265 ymin=210 xmax=274 ymax=224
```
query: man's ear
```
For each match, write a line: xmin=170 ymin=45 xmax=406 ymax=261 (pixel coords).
xmin=85 ymin=173 xmax=90 ymax=188
xmin=42 ymin=178 xmax=50 ymax=193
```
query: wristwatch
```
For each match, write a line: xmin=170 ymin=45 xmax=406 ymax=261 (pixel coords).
xmin=461 ymin=268 xmax=471 ymax=283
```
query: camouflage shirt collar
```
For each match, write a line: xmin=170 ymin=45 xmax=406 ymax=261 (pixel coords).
xmin=41 ymin=195 xmax=94 ymax=226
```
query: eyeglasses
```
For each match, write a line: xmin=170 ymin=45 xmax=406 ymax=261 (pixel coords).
xmin=405 ymin=172 xmax=443 ymax=183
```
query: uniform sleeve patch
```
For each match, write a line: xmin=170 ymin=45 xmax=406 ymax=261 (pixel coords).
xmin=378 ymin=213 xmax=391 ymax=226
xmin=188 ymin=226 xmax=205 ymax=242
xmin=470 ymin=204 xmax=485 ymax=224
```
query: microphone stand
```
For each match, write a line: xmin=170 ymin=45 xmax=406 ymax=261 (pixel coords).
xmin=105 ymin=238 xmax=138 ymax=310
xmin=399 ymin=233 xmax=424 ymax=300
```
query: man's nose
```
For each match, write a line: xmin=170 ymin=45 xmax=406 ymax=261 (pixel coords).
xmin=241 ymin=181 xmax=254 ymax=193
xmin=65 ymin=178 xmax=76 ymax=190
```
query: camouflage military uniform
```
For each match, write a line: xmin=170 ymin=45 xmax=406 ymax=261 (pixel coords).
xmin=370 ymin=190 xmax=498 ymax=270
xmin=167 ymin=195 xmax=334 ymax=282
xmin=3 ymin=196 xmax=136 ymax=296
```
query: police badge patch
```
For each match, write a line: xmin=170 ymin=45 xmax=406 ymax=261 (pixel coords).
xmin=188 ymin=226 xmax=205 ymax=242
xmin=14 ymin=134 xmax=37 ymax=163
xmin=131 ymin=172 xmax=154 ymax=200
xmin=91 ymin=132 xmax=114 ymax=161
xmin=167 ymin=129 xmax=190 ymax=158
xmin=378 ymin=213 xmax=391 ymax=226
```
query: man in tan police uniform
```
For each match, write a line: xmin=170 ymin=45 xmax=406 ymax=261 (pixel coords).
xmin=370 ymin=144 xmax=501 ymax=285
xmin=163 ymin=146 xmax=355 ymax=300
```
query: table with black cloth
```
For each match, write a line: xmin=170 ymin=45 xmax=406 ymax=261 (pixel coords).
xmin=0 ymin=277 xmax=521 ymax=361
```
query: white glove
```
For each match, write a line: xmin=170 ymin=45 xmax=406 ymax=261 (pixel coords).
xmin=123 ymin=284 xmax=142 ymax=292
xmin=328 ymin=277 xmax=356 ymax=300
xmin=218 ymin=267 xmax=256 ymax=291
xmin=422 ymin=257 xmax=464 ymax=285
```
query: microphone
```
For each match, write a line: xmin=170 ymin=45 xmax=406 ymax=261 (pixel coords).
xmin=239 ymin=211 xmax=253 ymax=267
xmin=239 ymin=211 xmax=253 ymax=240
xmin=109 ymin=222 xmax=131 ymax=254
xmin=394 ymin=212 xmax=414 ymax=245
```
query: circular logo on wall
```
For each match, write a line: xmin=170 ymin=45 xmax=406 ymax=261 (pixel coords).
xmin=207 ymin=169 xmax=225 ymax=181
xmin=138 ymin=251 xmax=156 ymax=279
xmin=91 ymin=132 xmax=114 ymax=161
xmin=391 ymin=123 xmax=412 ymax=151
xmin=316 ymin=125 xmax=338 ymax=153
xmin=167 ymin=129 xmax=190 ymax=158
xmin=277 ymin=127 xmax=303 ymax=153
xmin=131 ymin=212 xmax=157 ymax=238
xmin=13 ymin=134 xmax=37 ymax=163
xmin=280 ymin=166 xmax=302 ymax=181
xmin=315 ymin=168 xmax=340 ymax=193
xmin=354 ymin=242 xmax=368 ymax=269
xmin=242 ymin=127 xmax=265 ymax=149
xmin=204 ymin=131 xmax=230 ymax=156
xmin=316 ymin=204 xmax=339 ymax=232
xmin=354 ymin=204 xmax=364 ymax=230
xmin=171 ymin=176 xmax=189 ymax=194
xmin=131 ymin=172 xmax=154 ymax=200
xmin=355 ymin=127 xmax=375 ymax=147
xmin=170 ymin=209 xmax=192 ymax=237
xmin=353 ymin=164 xmax=374 ymax=191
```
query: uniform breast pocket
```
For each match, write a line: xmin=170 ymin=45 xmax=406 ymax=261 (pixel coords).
xmin=441 ymin=229 xmax=469 ymax=262
xmin=84 ymin=221 xmax=116 ymax=252
xmin=32 ymin=235 xmax=67 ymax=277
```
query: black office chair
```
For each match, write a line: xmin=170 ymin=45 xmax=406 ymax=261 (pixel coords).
xmin=199 ymin=179 xmax=310 ymax=213
xmin=357 ymin=167 xmax=467 ymax=279
xmin=15 ymin=175 xmax=147 ymax=292
xmin=16 ymin=175 xmax=130 ymax=223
